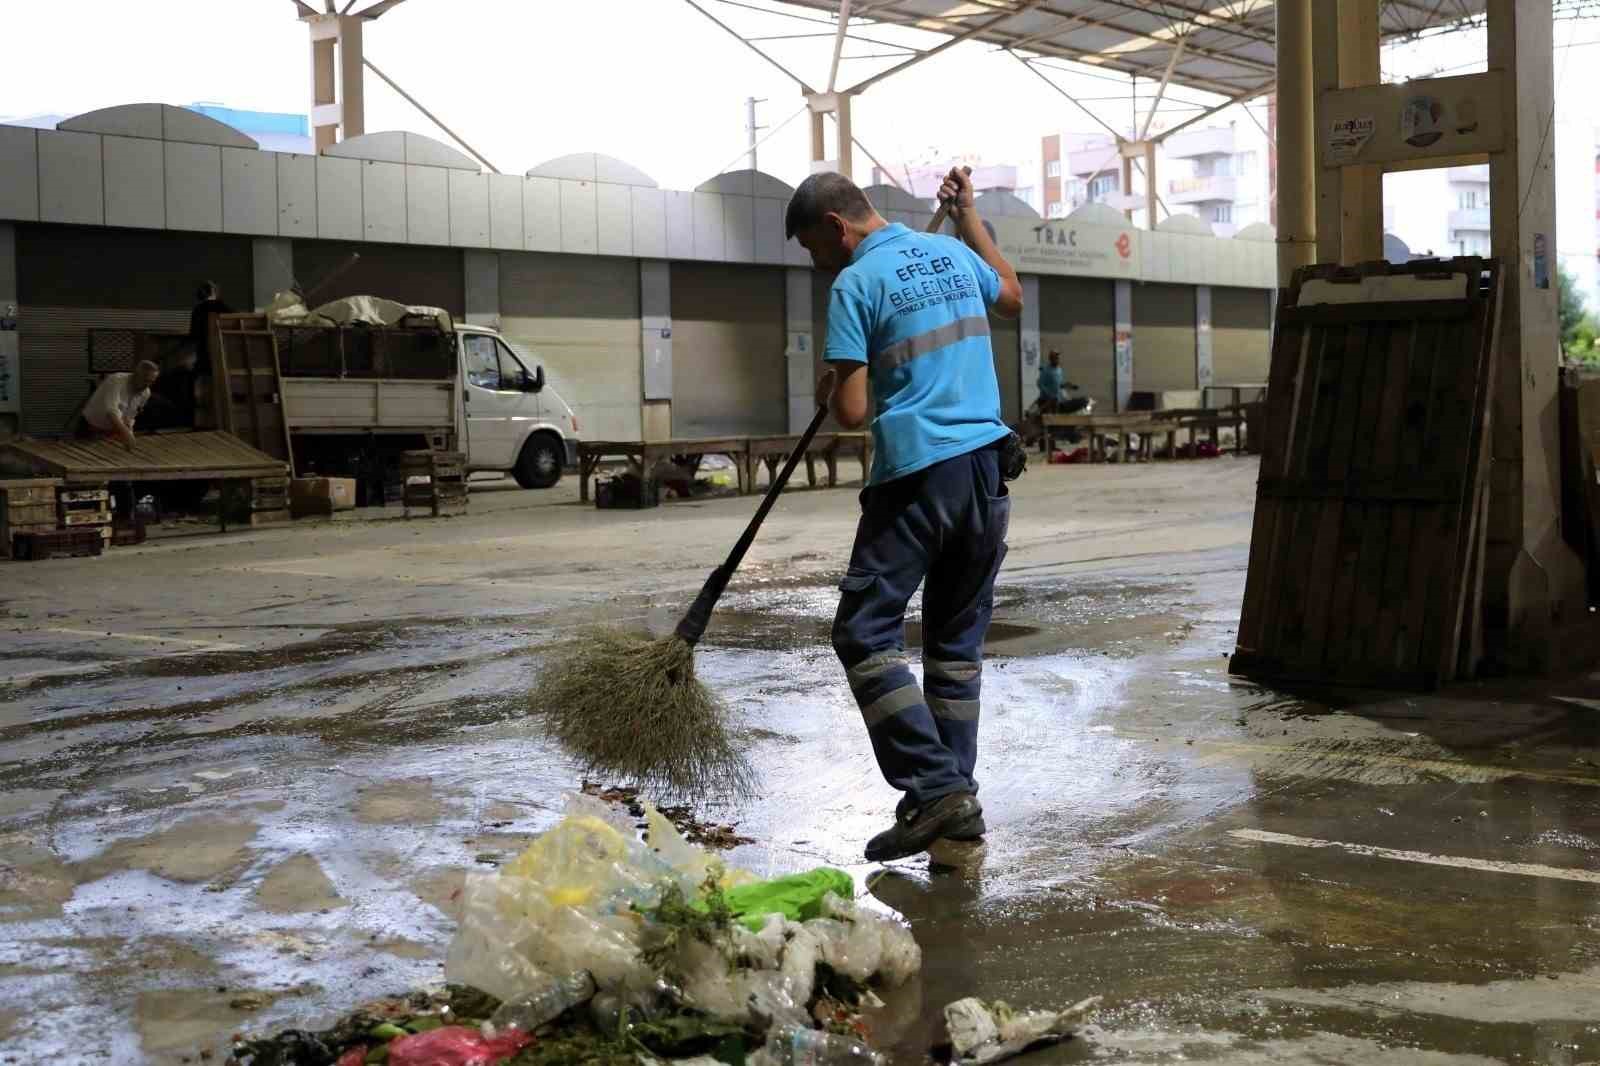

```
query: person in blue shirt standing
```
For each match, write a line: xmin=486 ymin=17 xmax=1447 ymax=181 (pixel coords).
xmin=786 ymin=167 xmax=1024 ymax=862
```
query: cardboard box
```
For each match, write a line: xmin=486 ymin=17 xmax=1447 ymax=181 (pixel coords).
xmin=290 ymin=477 xmax=357 ymax=517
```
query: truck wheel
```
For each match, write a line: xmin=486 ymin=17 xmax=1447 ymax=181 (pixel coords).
xmin=513 ymin=434 xmax=563 ymax=489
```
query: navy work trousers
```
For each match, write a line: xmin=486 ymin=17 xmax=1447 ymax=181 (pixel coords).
xmin=832 ymin=444 xmax=1010 ymax=808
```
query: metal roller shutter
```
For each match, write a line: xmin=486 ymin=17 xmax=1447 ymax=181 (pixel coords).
xmin=1212 ymin=286 xmax=1272 ymax=387
xmin=1132 ymin=282 xmax=1196 ymax=395
xmin=500 ymin=252 xmax=641 ymax=443
xmin=671 ymin=263 xmax=786 ymax=438
xmin=17 ymin=307 xmax=189 ymax=436
xmin=1039 ymin=276 xmax=1115 ymax=411
xmin=16 ymin=225 xmax=252 ymax=437
xmin=293 ymin=241 xmax=464 ymax=316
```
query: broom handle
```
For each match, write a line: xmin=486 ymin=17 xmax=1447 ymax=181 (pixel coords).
xmin=675 ymin=397 xmax=833 ymax=646
xmin=674 ymin=179 xmax=967 ymax=647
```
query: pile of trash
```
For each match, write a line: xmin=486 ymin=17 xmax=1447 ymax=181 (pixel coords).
xmin=442 ymin=793 xmax=918 ymax=1064
xmin=229 ymin=794 xmax=1094 ymax=1066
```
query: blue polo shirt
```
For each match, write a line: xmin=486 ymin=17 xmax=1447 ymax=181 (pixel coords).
xmin=823 ymin=223 xmax=1010 ymax=485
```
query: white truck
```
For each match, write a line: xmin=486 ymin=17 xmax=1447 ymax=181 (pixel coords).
xmin=273 ymin=310 xmax=580 ymax=495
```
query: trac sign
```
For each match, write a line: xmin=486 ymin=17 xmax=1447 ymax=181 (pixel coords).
xmin=989 ymin=218 xmax=1141 ymax=279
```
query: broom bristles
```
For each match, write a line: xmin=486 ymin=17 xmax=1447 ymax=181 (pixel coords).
xmin=529 ymin=627 xmax=754 ymax=798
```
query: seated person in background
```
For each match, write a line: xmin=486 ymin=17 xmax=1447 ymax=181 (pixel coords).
xmin=80 ymin=360 xmax=160 ymax=450
xmin=1037 ymin=350 xmax=1066 ymax=413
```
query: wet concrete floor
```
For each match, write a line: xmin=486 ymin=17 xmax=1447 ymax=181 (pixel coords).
xmin=3 ymin=458 xmax=1600 ymax=1063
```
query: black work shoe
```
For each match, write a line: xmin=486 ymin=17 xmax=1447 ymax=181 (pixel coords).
xmin=866 ymin=792 xmax=982 ymax=862
xmin=898 ymin=793 xmax=986 ymax=843
xmin=942 ymin=810 xmax=987 ymax=842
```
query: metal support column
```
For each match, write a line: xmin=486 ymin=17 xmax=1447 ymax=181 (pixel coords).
xmin=1484 ymin=0 xmax=1588 ymax=666
xmin=0 ymin=222 xmax=18 ymax=440
xmin=463 ymin=250 xmax=499 ymax=329
xmin=1020 ymin=275 xmax=1041 ymax=414
xmin=640 ymin=260 xmax=673 ymax=441
xmin=1275 ymin=0 xmax=1315 ymax=286
xmin=1143 ymin=140 xmax=1158 ymax=229
xmin=785 ymin=268 xmax=815 ymax=433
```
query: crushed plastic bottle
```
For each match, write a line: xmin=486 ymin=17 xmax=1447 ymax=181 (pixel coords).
xmin=762 ymin=1025 xmax=886 ymax=1066
xmin=486 ymin=971 xmax=596 ymax=1034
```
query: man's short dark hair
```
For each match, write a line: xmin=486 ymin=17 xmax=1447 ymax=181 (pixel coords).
xmin=785 ymin=172 xmax=873 ymax=239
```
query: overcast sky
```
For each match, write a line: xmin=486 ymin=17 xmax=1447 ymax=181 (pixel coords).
xmin=2 ymin=1 xmax=1597 ymax=262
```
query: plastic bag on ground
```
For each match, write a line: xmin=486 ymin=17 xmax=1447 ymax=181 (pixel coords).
xmin=445 ymin=790 xmax=923 ymax=1042
xmin=384 ymin=1025 xmax=532 ymax=1066
xmin=943 ymin=996 xmax=1101 ymax=1065
xmin=809 ymin=893 xmax=920 ymax=985
xmin=722 ymin=868 xmax=854 ymax=930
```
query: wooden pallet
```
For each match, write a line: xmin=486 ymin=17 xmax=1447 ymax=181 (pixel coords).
xmin=1230 ymin=257 xmax=1503 ymax=691
xmin=248 ymin=475 xmax=290 ymax=513
xmin=400 ymin=450 xmax=469 ymax=517
xmin=213 ymin=312 xmax=295 ymax=468
xmin=0 ymin=478 xmax=63 ymax=559
xmin=13 ymin=528 xmax=103 ymax=560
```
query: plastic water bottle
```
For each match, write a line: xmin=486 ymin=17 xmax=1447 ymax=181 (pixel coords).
xmin=763 ymin=1025 xmax=886 ymax=1066
xmin=488 ymin=971 xmax=596 ymax=1033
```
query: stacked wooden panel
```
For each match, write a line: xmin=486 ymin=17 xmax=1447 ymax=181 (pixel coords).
xmin=401 ymin=450 xmax=468 ymax=517
xmin=58 ymin=487 xmax=113 ymax=547
xmin=0 ymin=478 xmax=62 ymax=558
xmin=246 ymin=476 xmax=290 ymax=525
xmin=1230 ymin=258 xmax=1502 ymax=691
xmin=212 ymin=313 xmax=295 ymax=468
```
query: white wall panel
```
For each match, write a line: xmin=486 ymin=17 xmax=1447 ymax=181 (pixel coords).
xmin=276 ymin=153 xmax=317 ymax=237
xmin=596 ymin=182 xmax=633 ymax=256
xmin=0 ymin=127 xmax=39 ymax=221
xmin=558 ymin=179 xmax=598 ymax=255
xmin=692 ymin=192 xmax=725 ymax=261
xmin=448 ymin=169 xmax=490 ymax=247
xmin=754 ymin=198 xmax=785 ymax=264
xmin=722 ymin=195 xmax=756 ymax=261
xmin=103 ymin=135 xmax=165 ymax=229
xmin=164 ymin=141 xmax=221 ymax=233
xmin=665 ymin=190 xmax=694 ymax=259
xmin=222 ymin=147 xmax=275 ymax=234
xmin=631 ymin=187 xmax=667 ymax=259
xmin=523 ymin=176 xmax=561 ymax=251
xmin=361 ymin=159 xmax=407 ymax=243
xmin=406 ymin=165 xmax=449 ymax=246
xmin=315 ymin=155 xmax=362 ymax=240
xmin=488 ymin=173 xmax=523 ymax=250
xmin=38 ymin=130 xmax=103 ymax=225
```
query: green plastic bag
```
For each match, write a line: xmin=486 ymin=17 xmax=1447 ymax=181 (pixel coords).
xmin=711 ymin=868 xmax=854 ymax=931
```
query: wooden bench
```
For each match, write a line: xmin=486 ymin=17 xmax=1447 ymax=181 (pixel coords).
xmin=745 ymin=432 xmax=872 ymax=491
xmin=577 ymin=438 xmax=750 ymax=503
xmin=1150 ymin=402 xmax=1261 ymax=456
xmin=1041 ymin=413 xmax=1166 ymax=463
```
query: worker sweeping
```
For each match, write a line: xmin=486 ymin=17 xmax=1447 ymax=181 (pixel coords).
xmin=786 ymin=167 xmax=1025 ymax=862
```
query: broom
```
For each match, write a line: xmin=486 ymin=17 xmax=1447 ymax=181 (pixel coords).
xmin=531 ymin=186 xmax=966 ymax=797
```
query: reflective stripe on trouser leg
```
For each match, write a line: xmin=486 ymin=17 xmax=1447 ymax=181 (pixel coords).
xmin=840 ymin=648 xmax=965 ymax=802
xmin=924 ymin=657 xmax=981 ymax=786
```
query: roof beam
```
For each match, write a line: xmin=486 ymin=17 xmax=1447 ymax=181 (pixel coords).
xmin=827 ymin=0 xmax=853 ymax=91
xmin=837 ymin=0 xmax=1277 ymax=77
xmin=1016 ymin=52 xmax=1128 ymax=142
xmin=1150 ymin=79 xmax=1273 ymax=143
xmin=845 ymin=0 xmax=1047 ymax=93
xmin=1139 ymin=34 xmax=1188 ymax=140
xmin=681 ymin=0 xmax=815 ymax=91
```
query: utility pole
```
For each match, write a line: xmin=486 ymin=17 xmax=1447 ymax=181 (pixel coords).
xmin=746 ymin=96 xmax=767 ymax=171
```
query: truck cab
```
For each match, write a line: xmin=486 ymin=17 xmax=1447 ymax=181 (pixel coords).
xmin=457 ymin=326 xmax=579 ymax=488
